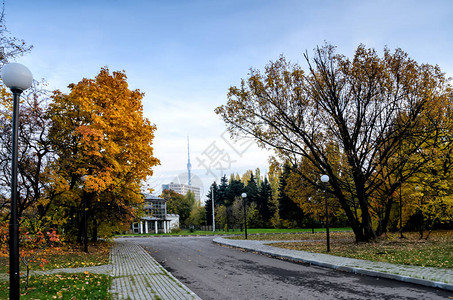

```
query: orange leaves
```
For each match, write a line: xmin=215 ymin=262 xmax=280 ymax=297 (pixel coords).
xmin=0 ymin=217 xmax=61 ymax=271
xmin=82 ymin=172 xmax=114 ymax=194
xmin=0 ymin=221 xmax=8 ymax=257
xmin=76 ymin=125 xmax=103 ymax=142
xmin=45 ymin=67 xmax=160 ymax=239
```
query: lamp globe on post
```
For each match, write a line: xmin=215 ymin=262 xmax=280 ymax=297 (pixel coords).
xmin=1 ymin=62 xmax=33 ymax=300
xmin=241 ymin=192 xmax=248 ymax=240
xmin=320 ymin=174 xmax=330 ymax=252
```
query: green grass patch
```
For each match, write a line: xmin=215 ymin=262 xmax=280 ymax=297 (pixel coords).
xmin=261 ymin=230 xmax=453 ymax=269
xmin=116 ymin=227 xmax=351 ymax=237
xmin=0 ymin=272 xmax=111 ymax=299
xmin=227 ymin=228 xmax=352 ymax=240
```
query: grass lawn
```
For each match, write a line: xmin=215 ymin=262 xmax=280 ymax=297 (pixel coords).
xmin=0 ymin=241 xmax=112 ymax=299
xmin=116 ymin=227 xmax=352 ymax=237
xmin=0 ymin=272 xmax=111 ymax=299
xmin=233 ymin=230 xmax=453 ymax=269
xmin=0 ymin=241 xmax=111 ymax=274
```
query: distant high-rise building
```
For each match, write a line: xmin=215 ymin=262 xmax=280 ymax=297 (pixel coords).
xmin=162 ymin=182 xmax=201 ymax=202
xmin=162 ymin=136 xmax=201 ymax=201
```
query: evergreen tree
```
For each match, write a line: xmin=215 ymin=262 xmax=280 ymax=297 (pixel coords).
xmin=225 ymin=178 xmax=244 ymax=230
xmin=226 ymin=179 xmax=244 ymax=203
xmin=258 ymin=177 xmax=273 ymax=224
xmin=245 ymin=174 xmax=259 ymax=205
xmin=217 ymin=175 xmax=229 ymax=206
xmin=278 ymin=164 xmax=304 ymax=227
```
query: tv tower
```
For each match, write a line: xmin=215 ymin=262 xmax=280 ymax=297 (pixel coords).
xmin=187 ymin=136 xmax=192 ymax=186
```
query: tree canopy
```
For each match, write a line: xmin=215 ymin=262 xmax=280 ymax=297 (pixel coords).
xmin=216 ymin=44 xmax=452 ymax=241
xmin=44 ymin=68 xmax=159 ymax=241
xmin=0 ymin=8 xmax=160 ymax=249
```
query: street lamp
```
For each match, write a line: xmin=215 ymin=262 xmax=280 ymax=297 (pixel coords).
xmin=211 ymin=185 xmax=215 ymax=232
xmin=320 ymin=174 xmax=330 ymax=252
xmin=241 ymin=192 xmax=248 ymax=240
xmin=1 ymin=62 xmax=33 ymax=300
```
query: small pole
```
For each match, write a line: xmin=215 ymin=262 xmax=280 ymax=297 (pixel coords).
xmin=10 ymin=90 xmax=21 ymax=300
xmin=212 ymin=185 xmax=215 ymax=232
xmin=324 ymin=182 xmax=330 ymax=252
xmin=321 ymin=175 xmax=330 ymax=252
xmin=242 ymin=193 xmax=247 ymax=240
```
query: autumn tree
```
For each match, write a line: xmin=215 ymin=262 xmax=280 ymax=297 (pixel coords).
xmin=0 ymin=83 xmax=53 ymax=222
xmin=47 ymin=68 xmax=159 ymax=242
xmin=402 ymin=143 xmax=453 ymax=238
xmin=216 ymin=44 xmax=452 ymax=242
xmin=0 ymin=6 xmax=62 ymax=268
xmin=161 ymin=189 xmax=195 ymax=225
xmin=267 ymin=157 xmax=282 ymax=227
xmin=0 ymin=3 xmax=34 ymax=220
xmin=0 ymin=6 xmax=32 ymax=66
xmin=186 ymin=206 xmax=206 ymax=226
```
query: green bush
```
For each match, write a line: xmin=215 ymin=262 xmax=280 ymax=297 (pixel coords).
xmin=170 ymin=227 xmax=181 ymax=234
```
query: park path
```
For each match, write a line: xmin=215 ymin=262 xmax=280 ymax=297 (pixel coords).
xmin=110 ymin=239 xmax=200 ymax=299
xmin=1 ymin=240 xmax=201 ymax=300
xmin=214 ymin=237 xmax=453 ymax=292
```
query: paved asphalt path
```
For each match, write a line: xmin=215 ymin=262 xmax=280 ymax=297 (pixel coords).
xmin=132 ymin=236 xmax=452 ymax=300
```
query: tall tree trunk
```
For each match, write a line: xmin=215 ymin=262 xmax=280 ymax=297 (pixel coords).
xmin=329 ymin=178 xmax=370 ymax=242
xmin=91 ymin=217 xmax=98 ymax=242
xmin=376 ymin=197 xmax=394 ymax=236
xmin=77 ymin=213 xmax=83 ymax=244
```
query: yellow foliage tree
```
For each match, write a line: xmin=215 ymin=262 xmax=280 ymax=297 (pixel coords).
xmin=47 ymin=68 xmax=159 ymax=242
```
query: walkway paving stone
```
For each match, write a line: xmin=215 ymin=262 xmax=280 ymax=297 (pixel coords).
xmin=214 ymin=237 xmax=453 ymax=292
xmin=110 ymin=239 xmax=200 ymax=300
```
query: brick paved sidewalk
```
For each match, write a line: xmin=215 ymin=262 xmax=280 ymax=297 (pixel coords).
xmin=110 ymin=239 xmax=200 ymax=300
xmin=214 ymin=237 xmax=453 ymax=292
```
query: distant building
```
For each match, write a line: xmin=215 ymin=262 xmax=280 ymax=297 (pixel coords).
xmin=162 ymin=182 xmax=201 ymax=202
xmin=130 ymin=194 xmax=179 ymax=234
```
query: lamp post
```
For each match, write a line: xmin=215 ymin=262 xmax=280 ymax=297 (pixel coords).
xmin=81 ymin=176 xmax=88 ymax=253
xmin=320 ymin=174 xmax=330 ymax=252
xmin=1 ymin=62 xmax=33 ymax=300
xmin=241 ymin=192 xmax=247 ymax=240
xmin=211 ymin=185 xmax=215 ymax=232
xmin=308 ymin=196 xmax=315 ymax=234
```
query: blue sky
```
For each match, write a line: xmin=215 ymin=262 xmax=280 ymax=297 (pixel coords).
xmin=5 ymin=0 xmax=453 ymax=197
